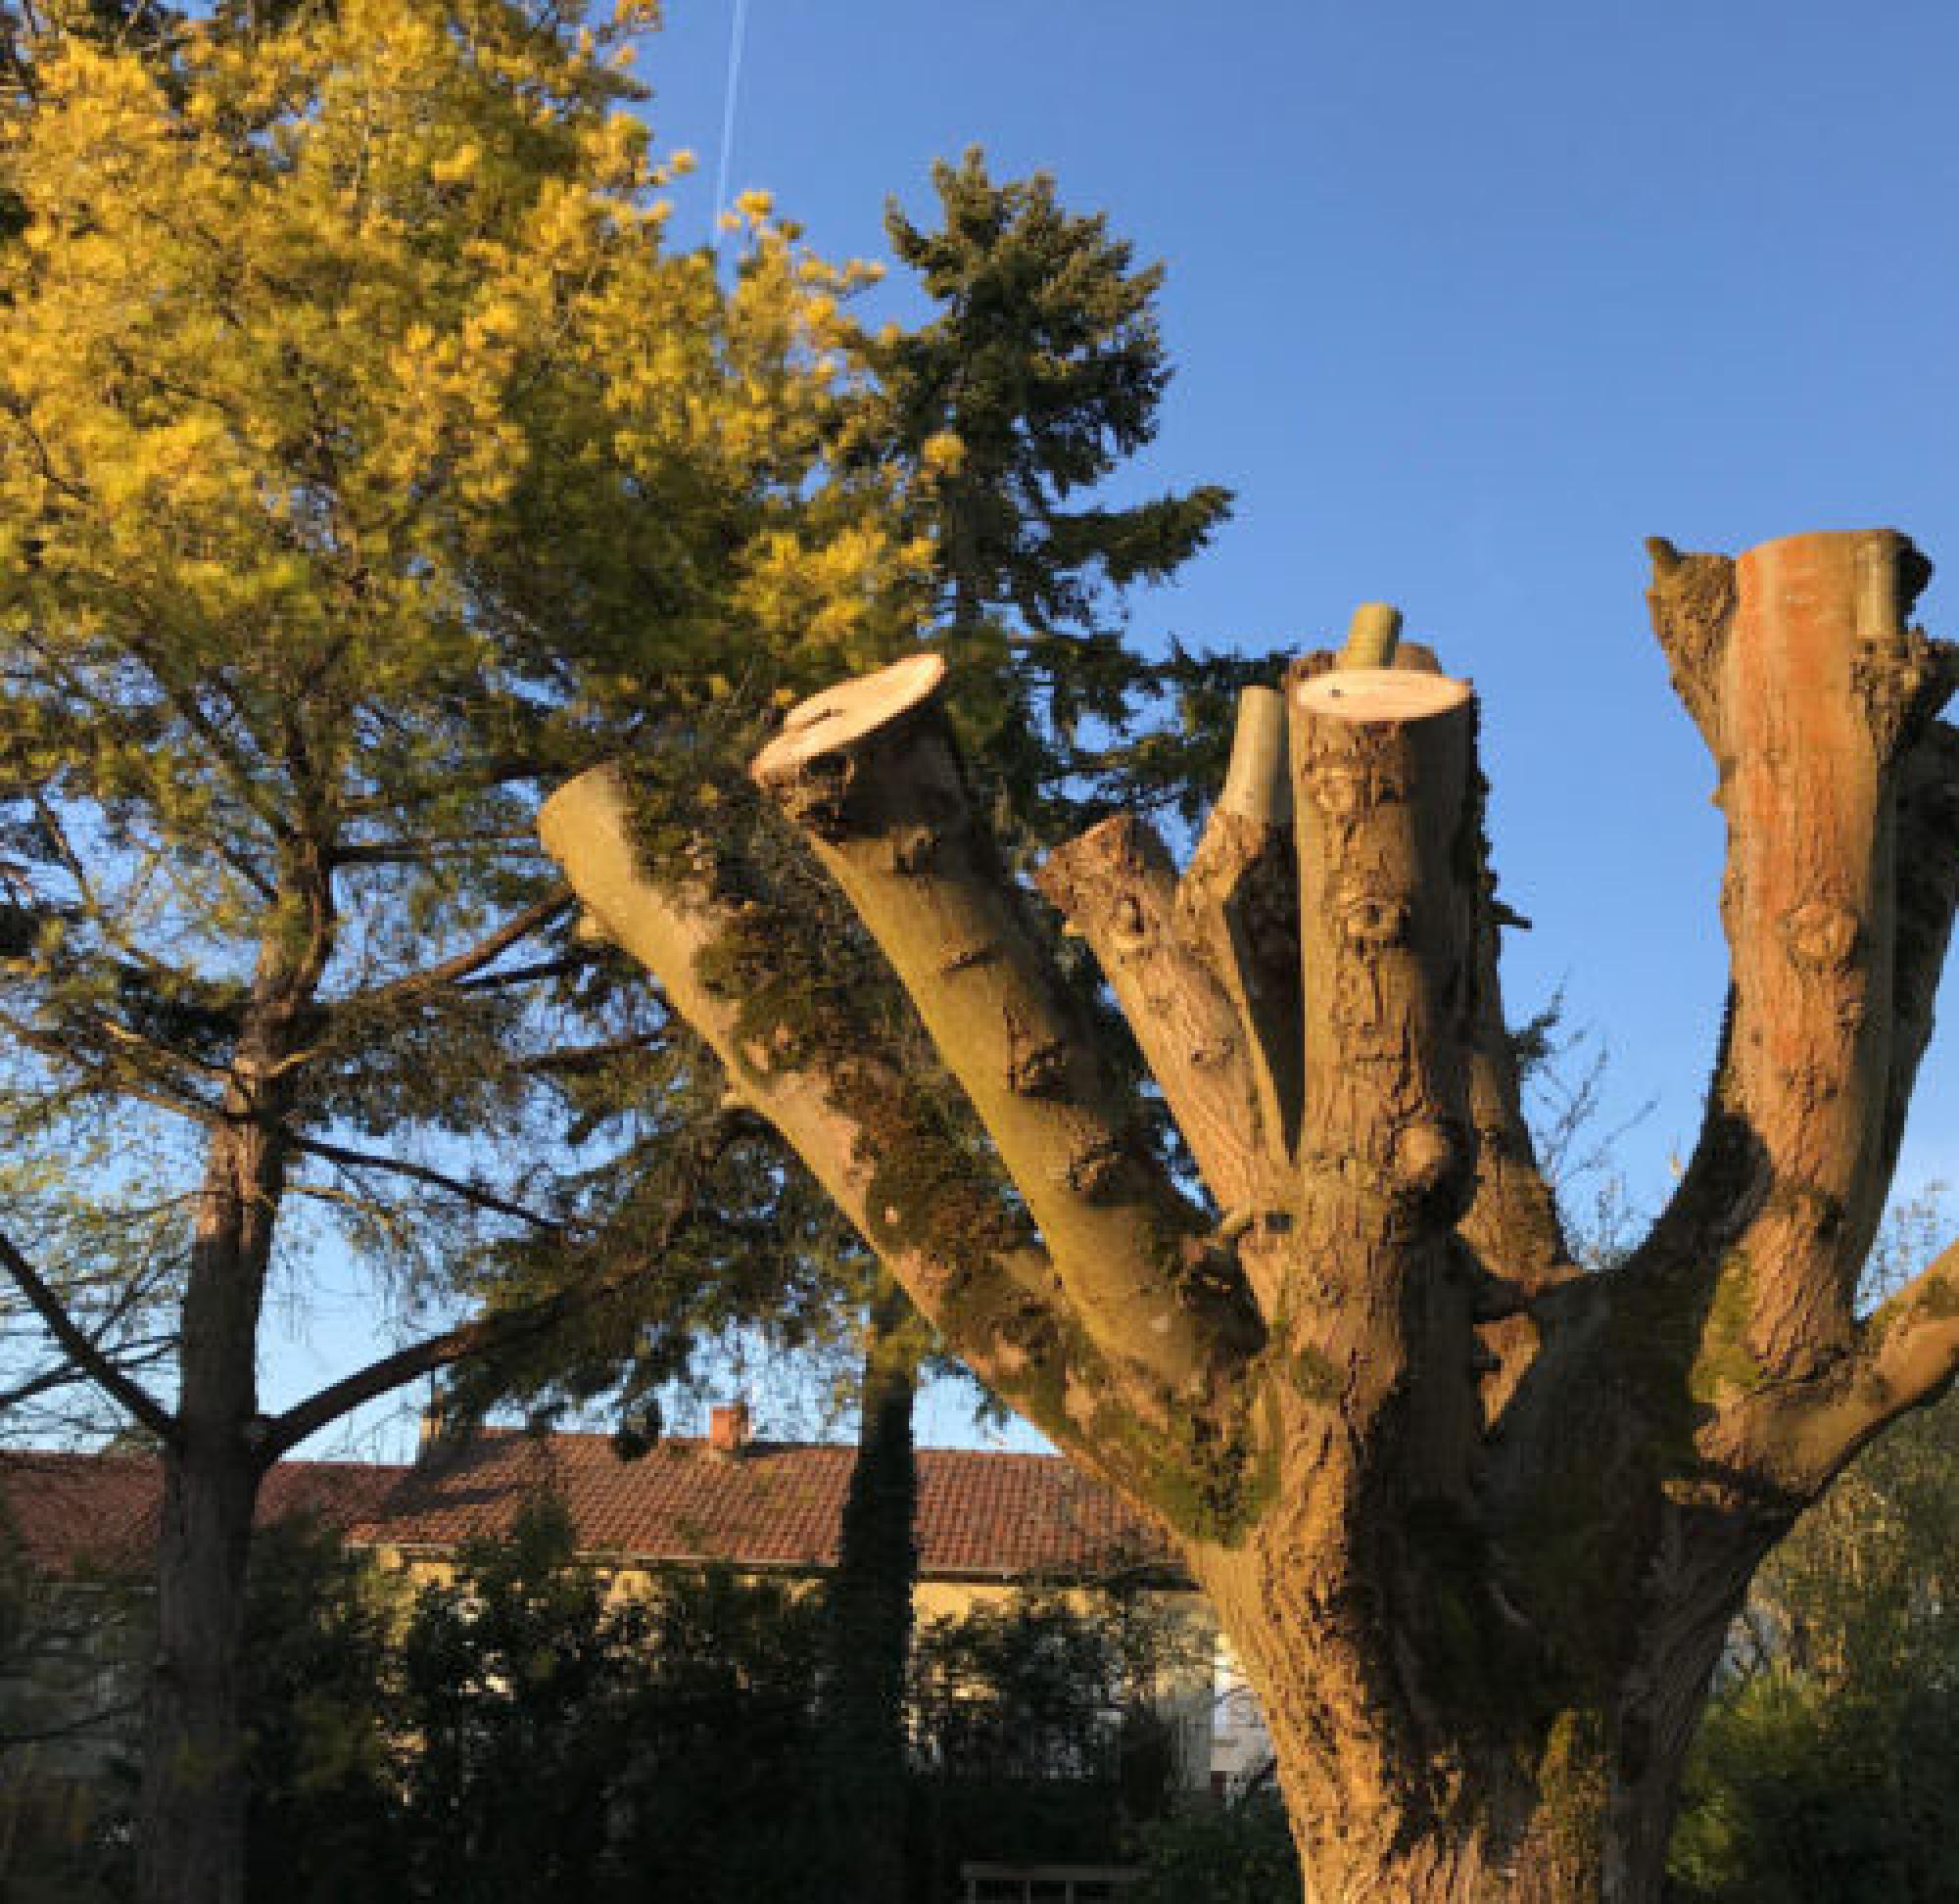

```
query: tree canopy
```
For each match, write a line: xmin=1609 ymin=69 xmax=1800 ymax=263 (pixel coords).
xmin=0 ymin=5 xmax=922 ymax=1897
xmin=0 ymin=0 xmax=926 ymax=1441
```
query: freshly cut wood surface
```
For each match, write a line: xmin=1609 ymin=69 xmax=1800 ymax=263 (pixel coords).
xmin=1292 ymin=666 xmax=1470 ymax=724
xmin=752 ymin=651 xmax=946 ymax=783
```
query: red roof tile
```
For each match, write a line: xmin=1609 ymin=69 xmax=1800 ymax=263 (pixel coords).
xmin=366 ymin=1432 xmax=1176 ymax=1581
xmin=2 ymin=1435 xmax=1178 ymax=1585
xmin=0 ymin=1450 xmax=158 ymax=1575
xmin=0 ymin=1450 xmax=402 ymax=1577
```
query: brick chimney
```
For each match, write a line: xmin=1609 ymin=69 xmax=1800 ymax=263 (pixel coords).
xmin=708 ymin=1402 xmax=750 ymax=1456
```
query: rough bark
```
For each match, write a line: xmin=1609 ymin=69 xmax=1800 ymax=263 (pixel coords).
xmin=543 ymin=531 xmax=1959 ymax=1903
xmin=138 ymin=1122 xmax=285 ymax=1904
xmin=138 ymin=865 xmax=326 ymax=1904
xmin=142 ymin=1415 xmax=261 ymax=1904
xmin=751 ymin=656 xmax=1263 ymax=1402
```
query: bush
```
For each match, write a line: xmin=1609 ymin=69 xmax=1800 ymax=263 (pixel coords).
xmin=242 ymin=1501 xmax=833 ymax=1904
xmin=1667 ymin=1376 xmax=1959 ymax=1903
xmin=905 ymin=1587 xmax=1206 ymax=1897
xmin=237 ymin=1520 xmax=1224 ymax=1902
xmin=1127 ymin=1787 xmax=1299 ymax=1904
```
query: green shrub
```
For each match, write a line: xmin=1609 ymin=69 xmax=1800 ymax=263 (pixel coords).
xmin=1128 ymin=1787 xmax=1299 ymax=1904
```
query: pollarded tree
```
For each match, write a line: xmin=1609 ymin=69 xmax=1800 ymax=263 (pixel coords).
xmin=542 ymin=529 xmax=1959 ymax=1902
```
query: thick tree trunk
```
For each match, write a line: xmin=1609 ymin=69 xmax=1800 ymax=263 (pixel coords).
xmin=1191 ymin=1494 xmax=1747 ymax=1904
xmin=543 ymin=531 xmax=1959 ymax=1904
xmin=818 ymin=1279 xmax=922 ymax=1904
xmin=138 ymin=976 xmax=306 ymax=1904
xmin=140 ymin=1430 xmax=261 ymax=1904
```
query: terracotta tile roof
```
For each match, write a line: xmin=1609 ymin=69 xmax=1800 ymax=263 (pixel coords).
xmin=0 ymin=1449 xmax=403 ymax=1578
xmin=0 ymin=1450 xmax=157 ymax=1575
xmin=365 ymin=1432 xmax=1177 ymax=1582
xmin=1 ymin=1435 xmax=1179 ymax=1585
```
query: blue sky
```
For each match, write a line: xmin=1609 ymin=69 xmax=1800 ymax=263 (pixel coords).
xmin=644 ymin=0 xmax=1959 ymax=1182
xmin=275 ymin=0 xmax=1959 ymax=1452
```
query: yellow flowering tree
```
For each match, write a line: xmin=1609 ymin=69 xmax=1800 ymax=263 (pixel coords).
xmin=0 ymin=5 xmax=922 ymax=1900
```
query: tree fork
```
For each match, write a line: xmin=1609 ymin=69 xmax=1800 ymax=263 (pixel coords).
xmin=537 ymin=528 xmax=1959 ymax=1904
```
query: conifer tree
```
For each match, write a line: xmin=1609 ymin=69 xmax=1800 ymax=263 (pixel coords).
xmin=0 ymin=7 xmax=918 ymax=1900
xmin=806 ymin=151 xmax=1249 ymax=1901
xmin=861 ymin=147 xmax=1244 ymax=834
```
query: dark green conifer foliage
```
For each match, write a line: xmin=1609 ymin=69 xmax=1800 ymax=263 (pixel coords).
xmin=863 ymin=147 xmax=1247 ymax=834
xmin=804 ymin=152 xmax=1248 ymax=1901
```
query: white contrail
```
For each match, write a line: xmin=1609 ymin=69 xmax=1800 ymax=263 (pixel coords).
xmin=711 ymin=0 xmax=751 ymax=252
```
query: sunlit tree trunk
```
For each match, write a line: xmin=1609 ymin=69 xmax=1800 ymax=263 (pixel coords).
xmin=138 ymin=894 xmax=323 ymax=1904
xmin=543 ymin=530 xmax=1959 ymax=1901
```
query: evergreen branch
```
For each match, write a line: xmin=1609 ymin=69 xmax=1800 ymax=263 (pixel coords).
xmin=27 ymin=785 xmax=102 ymax=917
xmin=90 ymin=1012 xmax=231 ymax=1081
xmin=334 ymin=890 xmax=574 ymax=1012
xmin=0 ymin=1228 xmax=176 ymax=1442
xmin=0 ymin=1331 xmax=173 ymax=1418
xmin=289 ymin=1134 xmax=566 ymax=1232
xmin=0 ymin=1005 xmax=224 ymax=1126
xmin=258 ymin=1276 xmax=592 ymax=1462
xmin=263 ymin=1111 xmax=745 ymax=1460
xmin=332 ymin=832 xmax=538 ymax=866
xmin=3 ymin=637 xmax=289 ymax=905
xmin=335 ymin=756 xmax=555 ymax=820
xmin=118 ymin=626 xmax=296 ymax=845
xmin=521 ymin=1030 xmax=664 ymax=1075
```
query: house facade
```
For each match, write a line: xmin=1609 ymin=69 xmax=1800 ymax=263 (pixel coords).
xmin=1 ymin=1410 xmax=1274 ymax=1794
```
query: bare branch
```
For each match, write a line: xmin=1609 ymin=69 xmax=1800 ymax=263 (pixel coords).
xmin=1724 ymin=1239 xmax=1959 ymax=1497
xmin=538 ymin=762 xmax=1208 ymax=1504
xmin=1875 ymin=720 xmax=1959 ymax=1186
xmin=1173 ymin=686 xmax=1303 ymax=1166
xmin=332 ymin=832 xmax=537 ymax=867
xmin=334 ymin=890 xmax=574 ymax=1013
xmin=521 ymin=1031 xmax=663 ymax=1076
xmin=0 ymin=1698 xmax=144 ymax=1750
xmin=289 ymin=1135 xmax=565 ymax=1232
xmin=0 ymin=1229 xmax=176 ymax=1442
xmin=1038 ymin=813 xmax=1273 ymax=1229
xmin=1318 ymin=637 xmax=1576 ymax=1414
xmin=0 ymin=1004 xmax=223 ymax=1127
xmin=750 ymin=655 xmax=1261 ymax=1398
xmin=262 ymin=1114 xmax=743 ymax=1459
xmin=453 ymin=954 xmax=591 ymax=993
xmin=1639 ymin=532 xmax=1956 ymax=1396
xmin=1284 ymin=651 xmax=1484 ymax=1473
